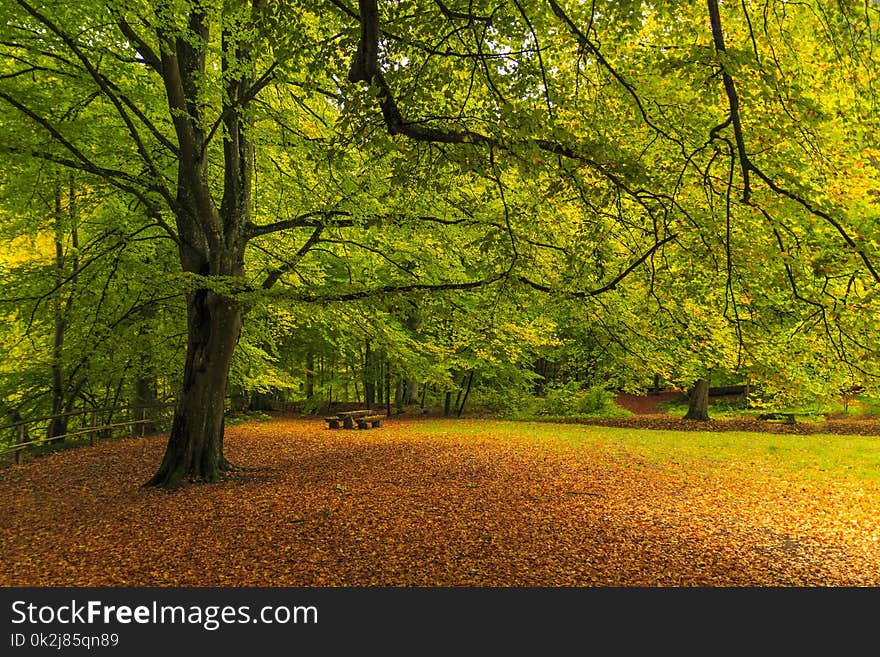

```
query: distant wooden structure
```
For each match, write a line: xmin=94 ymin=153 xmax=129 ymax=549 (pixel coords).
xmin=0 ymin=403 xmax=173 ymax=464
xmin=324 ymin=409 xmax=384 ymax=430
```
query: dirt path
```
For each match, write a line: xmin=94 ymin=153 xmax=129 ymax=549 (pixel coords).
xmin=1 ymin=416 xmax=878 ymax=587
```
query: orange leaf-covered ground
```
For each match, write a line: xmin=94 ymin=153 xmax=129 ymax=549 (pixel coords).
xmin=1 ymin=416 xmax=878 ymax=587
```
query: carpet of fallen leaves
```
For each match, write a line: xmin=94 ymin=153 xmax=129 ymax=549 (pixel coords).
xmin=567 ymin=415 xmax=880 ymax=436
xmin=1 ymin=415 xmax=879 ymax=587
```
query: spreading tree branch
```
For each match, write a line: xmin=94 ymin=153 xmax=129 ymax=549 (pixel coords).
xmin=292 ymin=273 xmax=505 ymax=303
xmin=261 ymin=226 xmax=324 ymax=289
xmin=518 ymin=233 xmax=678 ymax=298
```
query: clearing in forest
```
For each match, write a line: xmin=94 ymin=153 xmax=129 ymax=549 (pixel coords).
xmin=1 ymin=416 xmax=878 ymax=587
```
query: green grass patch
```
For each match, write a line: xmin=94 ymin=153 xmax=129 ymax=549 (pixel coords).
xmin=404 ymin=418 xmax=880 ymax=486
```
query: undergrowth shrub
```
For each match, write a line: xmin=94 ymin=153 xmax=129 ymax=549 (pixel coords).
xmin=468 ymin=386 xmax=539 ymax=418
xmin=536 ymin=382 xmax=628 ymax=418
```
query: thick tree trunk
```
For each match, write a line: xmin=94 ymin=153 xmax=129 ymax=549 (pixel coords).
xmin=684 ymin=378 xmax=711 ymax=421
xmin=145 ymin=289 xmax=242 ymax=489
xmin=404 ymin=378 xmax=418 ymax=405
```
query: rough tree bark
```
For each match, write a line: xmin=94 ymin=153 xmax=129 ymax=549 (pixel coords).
xmin=683 ymin=378 xmax=711 ymax=421
xmin=143 ymin=6 xmax=254 ymax=488
xmin=146 ymin=290 xmax=242 ymax=486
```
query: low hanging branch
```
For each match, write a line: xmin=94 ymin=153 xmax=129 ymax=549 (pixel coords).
xmin=704 ymin=0 xmax=879 ymax=285
xmin=261 ymin=225 xmax=324 ymax=290
xmin=344 ymin=1 xmax=685 ymax=245
xmin=345 ymin=0 xmax=679 ymax=299
xmin=346 ymin=0 xmax=880 ymax=290
xmin=518 ymin=233 xmax=678 ymax=298
xmin=348 ymin=1 xmax=616 ymax=159
xmin=291 ymin=273 xmax=506 ymax=303
xmin=269 ymin=230 xmax=677 ymax=305
xmin=705 ymin=0 xmax=752 ymax=203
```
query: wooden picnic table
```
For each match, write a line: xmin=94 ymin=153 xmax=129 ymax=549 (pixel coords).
xmin=325 ymin=409 xmax=378 ymax=429
xmin=355 ymin=414 xmax=384 ymax=429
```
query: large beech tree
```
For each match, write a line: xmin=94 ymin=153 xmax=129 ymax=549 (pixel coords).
xmin=0 ymin=0 xmax=306 ymax=486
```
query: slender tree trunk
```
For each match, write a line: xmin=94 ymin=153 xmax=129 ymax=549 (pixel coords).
xmin=134 ymin=375 xmax=158 ymax=436
xmin=47 ymin=308 xmax=68 ymax=442
xmin=48 ymin=179 xmax=78 ymax=442
xmin=249 ymin=390 xmax=274 ymax=411
xmin=145 ymin=289 xmax=242 ymax=488
xmin=385 ymin=358 xmax=391 ymax=416
xmin=395 ymin=377 xmax=404 ymax=405
xmin=457 ymin=371 xmax=474 ymax=418
xmin=133 ymin=296 xmax=158 ymax=435
xmin=305 ymin=351 xmax=315 ymax=399
xmin=401 ymin=302 xmax=420 ymax=406
xmin=533 ymin=358 xmax=547 ymax=395
xmin=444 ymin=370 xmax=458 ymax=417
xmin=376 ymin=355 xmax=384 ymax=405
xmin=364 ymin=341 xmax=375 ymax=408
xmin=684 ymin=378 xmax=711 ymax=421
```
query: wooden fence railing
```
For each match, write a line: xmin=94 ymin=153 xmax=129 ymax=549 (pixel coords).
xmin=0 ymin=402 xmax=175 ymax=464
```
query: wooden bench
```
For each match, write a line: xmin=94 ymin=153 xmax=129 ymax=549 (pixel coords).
xmin=355 ymin=415 xmax=384 ymax=429
xmin=757 ymin=412 xmax=796 ymax=424
xmin=325 ymin=409 xmax=373 ymax=429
